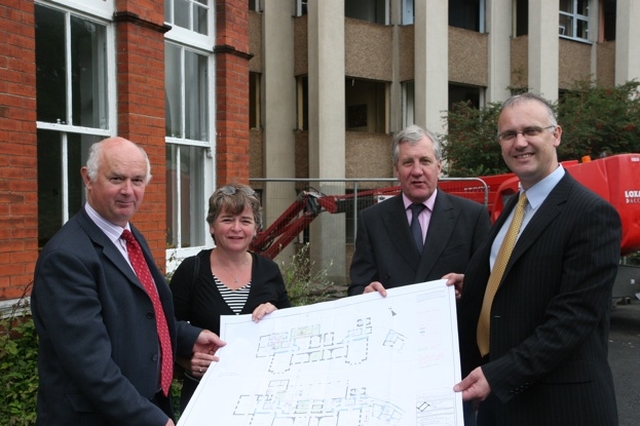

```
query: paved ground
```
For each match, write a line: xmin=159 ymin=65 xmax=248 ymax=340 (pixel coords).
xmin=609 ymin=297 xmax=640 ymax=426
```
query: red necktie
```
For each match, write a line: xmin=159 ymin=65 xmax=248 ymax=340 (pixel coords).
xmin=121 ymin=230 xmax=173 ymax=396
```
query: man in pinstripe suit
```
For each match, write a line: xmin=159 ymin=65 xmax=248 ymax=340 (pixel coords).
xmin=454 ymin=93 xmax=621 ymax=425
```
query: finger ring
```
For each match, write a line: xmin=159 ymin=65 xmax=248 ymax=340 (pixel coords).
xmin=198 ymin=367 xmax=202 ymax=373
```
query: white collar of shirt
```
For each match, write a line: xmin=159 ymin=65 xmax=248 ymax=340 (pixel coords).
xmin=521 ymin=165 xmax=565 ymax=212
xmin=490 ymin=166 xmax=565 ymax=269
xmin=84 ymin=203 xmax=131 ymax=260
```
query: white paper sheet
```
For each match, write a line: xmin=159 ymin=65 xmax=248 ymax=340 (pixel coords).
xmin=178 ymin=279 xmax=464 ymax=426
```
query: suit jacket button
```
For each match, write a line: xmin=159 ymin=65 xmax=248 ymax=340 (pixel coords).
xmin=146 ymin=312 xmax=154 ymax=319
xmin=152 ymin=354 xmax=159 ymax=362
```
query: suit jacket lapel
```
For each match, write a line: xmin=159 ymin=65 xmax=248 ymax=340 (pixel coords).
xmin=76 ymin=209 xmax=147 ymax=291
xmin=505 ymin=174 xmax=573 ymax=275
xmin=416 ymin=191 xmax=455 ymax=280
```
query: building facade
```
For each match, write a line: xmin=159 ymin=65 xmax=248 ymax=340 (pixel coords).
xmin=0 ymin=0 xmax=250 ymax=312
xmin=1 ymin=0 xmax=639 ymax=308
xmin=247 ymin=0 xmax=639 ymax=282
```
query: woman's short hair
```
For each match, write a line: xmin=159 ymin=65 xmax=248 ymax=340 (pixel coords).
xmin=206 ymin=183 xmax=263 ymax=232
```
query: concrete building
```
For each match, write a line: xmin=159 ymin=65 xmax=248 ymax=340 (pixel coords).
xmin=1 ymin=0 xmax=638 ymax=308
xmin=247 ymin=0 xmax=639 ymax=283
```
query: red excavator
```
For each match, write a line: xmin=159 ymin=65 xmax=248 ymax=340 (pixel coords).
xmin=251 ymin=153 xmax=640 ymax=299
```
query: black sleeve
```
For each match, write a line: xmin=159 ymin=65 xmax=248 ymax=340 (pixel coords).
xmin=169 ymin=255 xmax=198 ymax=321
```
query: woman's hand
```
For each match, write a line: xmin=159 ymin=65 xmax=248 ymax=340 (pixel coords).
xmin=178 ymin=350 xmax=217 ymax=378
xmin=252 ymin=302 xmax=277 ymax=322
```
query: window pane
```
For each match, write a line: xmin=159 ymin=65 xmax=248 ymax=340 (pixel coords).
xmin=165 ymin=145 xmax=206 ymax=248
xmin=175 ymin=0 xmax=190 ymax=29
xmin=37 ymin=130 xmax=100 ymax=248
xmin=577 ymin=19 xmax=588 ymax=39
xmin=559 ymin=0 xmax=573 ymax=13
xmin=180 ymin=145 xmax=205 ymax=247
xmin=36 ymin=5 xmax=67 ymax=123
xmin=577 ymin=0 xmax=589 ymax=15
xmin=559 ymin=14 xmax=573 ymax=37
xmin=166 ymin=145 xmax=179 ymax=247
xmin=165 ymin=44 xmax=183 ymax=137
xmin=449 ymin=0 xmax=480 ymax=32
xmin=66 ymin=133 xmax=101 ymax=216
xmin=71 ymin=16 xmax=108 ymax=128
xmin=185 ymin=50 xmax=208 ymax=141
xmin=164 ymin=0 xmax=171 ymax=22
xmin=37 ymin=130 xmax=63 ymax=247
xmin=345 ymin=0 xmax=387 ymax=25
xmin=194 ymin=3 xmax=208 ymax=35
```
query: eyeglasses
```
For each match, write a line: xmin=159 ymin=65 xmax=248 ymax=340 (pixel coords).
xmin=219 ymin=185 xmax=256 ymax=196
xmin=498 ymin=125 xmax=556 ymax=142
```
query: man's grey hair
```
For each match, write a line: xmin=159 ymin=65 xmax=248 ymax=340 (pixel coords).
xmin=392 ymin=124 xmax=443 ymax=165
xmin=85 ymin=138 xmax=152 ymax=184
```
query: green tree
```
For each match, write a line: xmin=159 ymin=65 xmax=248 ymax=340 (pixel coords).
xmin=443 ymin=80 xmax=640 ymax=176
xmin=442 ymin=101 xmax=505 ymax=177
xmin=557 ymin=80 xmax=640 ymax=159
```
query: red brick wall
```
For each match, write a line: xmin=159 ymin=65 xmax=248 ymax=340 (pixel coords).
xmin=0 ymin=0 xmax=38 ymax=300
xmin=215 ymin=0 xmax=251 ymax=185
xmin=0 ymin=0 xmax=251 ymax=301
xmin=114 ymin=2 xmax=169 ymax=270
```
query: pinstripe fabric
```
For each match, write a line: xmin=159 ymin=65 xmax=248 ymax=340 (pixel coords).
xmin=458 ymin=174 xmax=621 ymax=426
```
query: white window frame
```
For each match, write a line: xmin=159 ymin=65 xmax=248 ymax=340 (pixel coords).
xmin=165 ymin=0 xmax=214 ymax=50
xmin=559 ymin=0 xmax=591 ymax=42
xmin=164 ymin=0 xmax=216 ymax=269
xmin=35 ymin=1 xmax=117 ymax=225
xmin=45 ymin=0 xmax=114 ymax=20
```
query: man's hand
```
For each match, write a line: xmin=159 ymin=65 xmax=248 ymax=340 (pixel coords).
xmin=442 ymin=273 xmax=464 ymax=299
xmin=363 ymin=281 xmax=387 ymax=297
xmin=193 ymin=330 xmax=225 ymax=357
xmin=252 ymin=302 xmax=277 ymax=322
xmin=454 ymin=366 xmax=491 ymax=401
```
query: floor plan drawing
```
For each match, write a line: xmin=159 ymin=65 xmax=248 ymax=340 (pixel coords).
xmin=178 ymin=280 xmax=464 ymax=426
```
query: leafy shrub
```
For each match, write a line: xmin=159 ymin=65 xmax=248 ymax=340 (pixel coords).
xmin=0 ymin=286 xmax=38 ymax=426
xmin=278 ymin=243 xmax=337 ymax=306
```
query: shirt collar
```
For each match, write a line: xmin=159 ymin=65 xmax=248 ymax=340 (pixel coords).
xmin=521 ymin=165 xmax=565 ymax=210
xmin=402 ymin=188 xmax=437 ymax=211
xmin=84 ymin=203 xmax=130 ymax=243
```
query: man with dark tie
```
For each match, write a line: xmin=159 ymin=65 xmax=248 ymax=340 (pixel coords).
xmin=454 ymin=93 xmax=621 ymax=425
xmin=348 ymin=124 xmax=491 ymax=297
xmin=31 ymin=137 xmax=226 ymax=426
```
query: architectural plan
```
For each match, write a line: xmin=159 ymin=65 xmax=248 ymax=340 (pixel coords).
xmin=178 ymin=279 xmax=464 ymax=426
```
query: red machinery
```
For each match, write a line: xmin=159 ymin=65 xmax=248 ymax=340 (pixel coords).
xmin=251 ymin=154 xmax=640 ymax=298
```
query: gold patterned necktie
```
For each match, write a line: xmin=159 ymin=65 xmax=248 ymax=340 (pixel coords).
xmin=121 ymin=230 xmax=173 ymax=396
xmin=477 ymin=192 xmax=528 ymax=357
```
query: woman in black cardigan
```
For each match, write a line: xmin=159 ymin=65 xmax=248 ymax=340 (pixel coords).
xmin=170 ymin=184 xmax=290 ymax=411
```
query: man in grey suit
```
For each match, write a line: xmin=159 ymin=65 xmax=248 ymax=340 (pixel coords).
xmin=31 ymin=137 xmax=226 ymax=426
xmin=348 ymin=125 xmax=491 ymax=297
xmin=454 ymin=93 xmax=621 ymax=425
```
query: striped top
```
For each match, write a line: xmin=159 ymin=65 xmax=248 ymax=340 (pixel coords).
xmin=214 ymin=275 xmax=251 ymax=314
